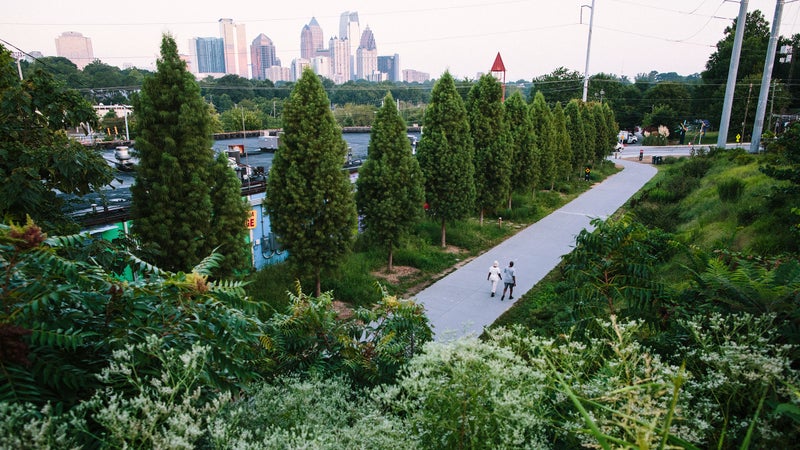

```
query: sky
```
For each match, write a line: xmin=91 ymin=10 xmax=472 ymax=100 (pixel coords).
xmin=3 ymin=0 xmax=800 ymax=82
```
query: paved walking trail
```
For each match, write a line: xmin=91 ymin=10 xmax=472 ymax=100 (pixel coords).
xmin=412 ymin=158 xmax=658 ymax=342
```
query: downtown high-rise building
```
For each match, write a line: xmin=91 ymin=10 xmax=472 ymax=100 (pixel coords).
xmin=251 ymin=34 xmax=279 ymax=81
xmin=329 ymin=37 xmax=350 ymax=84
xmin=55 ymin=31 xmax=94 ymax=70
xmin=300 ymin=17 xmax=325 ymax=60
xmin=219 ymin=18 xmax=248 ymax=78
xmin=356 ymin=26 xmax=378 ymax=81
xmin=377 ymin=54 xmax=400 ymax=82
xmin=190 ymin=37 xmax=226 ymax=75
xmin=338 ymin=11 xmax=360 ymax=81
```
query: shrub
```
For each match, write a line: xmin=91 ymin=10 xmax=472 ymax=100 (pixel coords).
xmin=379 ymin=337 xmax=551 ymax=449
xmin=717 ymin=177 xmax=745 ymax=202
xmin=207 ymin=375 xmax=411 ymax=449
xmin=680 ymin=156 xmax=713 ymax=179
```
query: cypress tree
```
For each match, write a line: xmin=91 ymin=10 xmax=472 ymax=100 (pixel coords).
xmin=603 ymin=102 xmax=620 ymax=150
xmin=131 ymin=34 xmax=248 ymax=274
xmin=265 ymin=68 xmax=357 ymax=296
xmin=591 ymin=102 xmax=611 ymax=163
xmin=356 ymin=93 xmax=425 ymax=271
xmin=467 ymin=75 xmax=512 ymax=224
xmin=529 ymin=91 xmax=556 ymax=190
xmin=564 ymin=99 xmax=589 ymax=177
xmin=209 ymin=153 xmax=251 ymax=276
xmin=416 ymin=71 xmax=475 ymax=248
xmin=505 ymin=92 xmax=538 ymax=203
xmin=581 ymin=103 xmax=597 ymax=167
xmin=551 ymin=102 xmax=573 ymax=183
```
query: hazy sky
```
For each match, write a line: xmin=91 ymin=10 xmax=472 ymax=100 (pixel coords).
xmin=2 ymin=0 xmax=799 ymax=81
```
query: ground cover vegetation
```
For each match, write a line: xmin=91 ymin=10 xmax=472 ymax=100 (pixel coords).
xmin=491 ymin=137 xmax=800 ymax=448
xmin=3 ymin=8 xmax=800 ymax=446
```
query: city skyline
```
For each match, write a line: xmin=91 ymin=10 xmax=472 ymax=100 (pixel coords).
xmin=4 ymin=0 xmax=800 ymax=82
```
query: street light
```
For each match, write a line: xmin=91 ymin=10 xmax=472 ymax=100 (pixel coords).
xmin=594 ymin=89 xmax=604 ymax=103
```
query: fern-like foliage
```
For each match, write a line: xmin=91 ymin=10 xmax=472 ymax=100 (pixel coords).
xmin=259 ymin=282 xmax=432 ymax=386
xmin=0 ymin=219 xmax=268 ymax=409
xmin=688 ymin=251 xmax=800 ymax=354
xmin=560 ymin=215 xmax=678 ymax=323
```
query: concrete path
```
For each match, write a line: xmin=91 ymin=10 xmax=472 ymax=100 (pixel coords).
xmin=412 ymin=158 xmax=658 ymax=342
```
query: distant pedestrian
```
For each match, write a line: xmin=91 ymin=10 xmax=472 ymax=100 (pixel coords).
xmin=678 ymin=121 xmax=688 ymax=145
xmin=500 ymin=261 xmax=516 ymax=301
xmin=487 ymin=260 xmax=502 ymax=297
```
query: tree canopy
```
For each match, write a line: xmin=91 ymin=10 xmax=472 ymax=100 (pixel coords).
xmin=416 ymin=71 xmax=476 ymax=247
xmin=356 ymin=93 xmax=425 ymax=270
xmin=467 ymin=74 xmax=512 ymax=223
xmin=130 ymin=34 xmax=248 ymax=275
xmin=0 ymin=45 xmax=114 ymax=233
xmin=265 ymin=68 xmax=357 ymax=295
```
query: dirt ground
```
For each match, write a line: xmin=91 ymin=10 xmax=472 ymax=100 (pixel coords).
xmin=370 ymin=245 xmax=474 ymax=297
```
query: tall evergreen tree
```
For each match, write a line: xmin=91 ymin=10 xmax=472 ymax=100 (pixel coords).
xmin=467 ymin=74 xmax=512 ymax=224
xmin=529 ymin=92 xmax=556 ymax=190
xmin=591 ymin=102 xmax=612 ymax=163
xmin=131 ymin=34 xmax=247 ymax=275
xmin=602 ymin=103 xmax=619 ymax=152
xmin=581 ymin=103 xmax=598 ymax=167
xmin=564 ymin=99 xmax=588 ymax=177
xmin=416 ymin=71 xmax=475 ymax=248
xmin=209 ymin=153 xmax=251 ymax=276
xmin=505 ymin=92 xmax=538 ymax=203
xmin=356 ymin=93 xmax=425 ymax=271
xmin=551 ymin=102 xmax=573 ymax=183
xmin=265 ymin=68 xmax=357 ymax=296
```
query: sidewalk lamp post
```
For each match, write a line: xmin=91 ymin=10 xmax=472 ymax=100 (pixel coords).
xmin=595 ymin=89 xmax=604 ymax=104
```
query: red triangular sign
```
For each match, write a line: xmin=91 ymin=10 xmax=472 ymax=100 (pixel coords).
xmin=490 ymin=52 xmax=505 ymax=72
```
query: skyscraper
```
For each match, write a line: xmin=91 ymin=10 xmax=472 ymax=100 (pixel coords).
xmin=356 ymin=26 xmax=377 ymax=80
xmin=251 ymin=34 xmax=279 ymax=81
xmin=300 ymin=17 xmax=324 ymax=60
xmin=219 ymin=18 xmax=248 ymax=78
xmin=377 ymin=54 xmax=400 ymax=82
xmin=329 ymin=37 xmax=350 ymax=84
xmin=55 ymin=31 xmax=93 ymax=70
xmin=338 ymin=11 xmax=360 ymax=81
xmin=190 ymin=37 xmax=226 ymax=75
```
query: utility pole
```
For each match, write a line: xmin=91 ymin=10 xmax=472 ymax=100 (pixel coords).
xmin=750 ymin=0 xmax=785 ymax=153
xmin=742 ymin=83 xmax=753 ymax=142
xmin=581 ymin=0 xmax=596 ymax=102
xmin=717 ymin=0 xmax=749 ymax=149
xmin=11 ymin=52 xmax=23 ymax=80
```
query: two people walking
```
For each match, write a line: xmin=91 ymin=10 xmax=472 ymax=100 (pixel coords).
xmin=487 ymin=260 xmax=516 ymax=300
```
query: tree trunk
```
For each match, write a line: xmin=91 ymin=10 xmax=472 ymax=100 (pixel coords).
xmin=507 ymin=195 xmax=512 ymax=210
xmin=388 ymin=248 xmax=394 ymax=271
xmin=440 ymin=218 xmax=447 ymax=248
xmin=479 ymin=208 xmax=484 ymax=226
xmin=315 ymin=267 xmax=321 ymax=297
